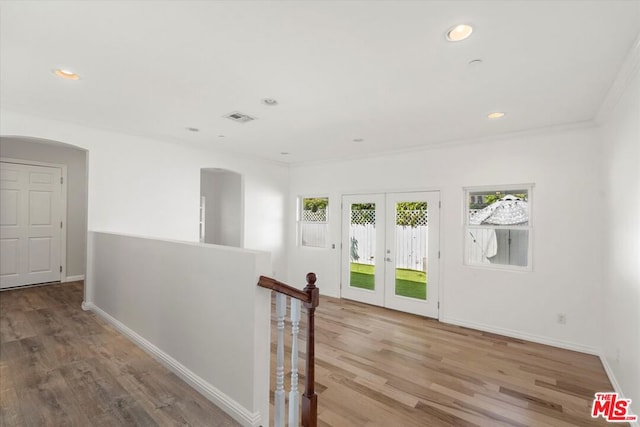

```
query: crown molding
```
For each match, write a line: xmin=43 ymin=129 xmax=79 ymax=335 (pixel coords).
xmin=595 ymin=33 xmax=640 ymax=125
xmin=292 ymin=120 xmax=597 ymax=168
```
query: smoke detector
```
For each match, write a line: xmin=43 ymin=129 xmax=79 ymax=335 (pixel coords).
xmin=223 ymin=111 xmax=256 ymax=123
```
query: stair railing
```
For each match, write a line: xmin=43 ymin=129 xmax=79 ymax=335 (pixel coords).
xmin=257 ymin=273 xmax=319 ymax=427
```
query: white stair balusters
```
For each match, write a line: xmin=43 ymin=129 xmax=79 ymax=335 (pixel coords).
xmin=274 ymin=295 xmax=303 ymax=427
xmin=274 ymin=293 xmax=287 ymax=427
xmin=288 ymin=298 xmax=301 ymax=426
xmin=257 ymin=273 xmax=319 ymax=427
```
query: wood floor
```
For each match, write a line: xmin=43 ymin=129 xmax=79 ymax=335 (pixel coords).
xmin=0 ymin=282 xmax=622 ymax=426
xmin=271 ymin=295 xmax=623 ymax=427
xmin=0 ymin=282 xmax=239 ymax=427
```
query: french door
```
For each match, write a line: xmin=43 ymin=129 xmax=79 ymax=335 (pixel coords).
xmin=341 ymin=192 xmax=440 ymax=318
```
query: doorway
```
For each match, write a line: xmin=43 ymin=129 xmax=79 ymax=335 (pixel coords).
xmin=1 ymin=161 xmax=66 ymax=288
xmin=341 ymin=191 xmax=440 ymax=318
xmin=200 ymin=168 xmax=243 ymax=247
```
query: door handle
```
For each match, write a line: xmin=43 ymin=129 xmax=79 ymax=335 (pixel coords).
xmin=386 ymin=257 xmax=392 ymax=262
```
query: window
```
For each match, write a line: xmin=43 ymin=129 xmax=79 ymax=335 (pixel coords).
xmin=299 ymin=197 xmax=329 ymax=248
xmin=464 ymin=185 xmax=533 ymax=270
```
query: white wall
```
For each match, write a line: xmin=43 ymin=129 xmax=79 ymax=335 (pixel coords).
xmin=289 ymin=125 xmax=604 ymax=352
xmin=600 ymin=62 xmax=640 ymax=413
xmin=86 ymin=232 xmax=271 ymax=427
xmin=0 ymin=110 xmax=290 ymax=279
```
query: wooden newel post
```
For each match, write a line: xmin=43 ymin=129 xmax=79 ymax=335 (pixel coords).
xmin=301 ymin=272 xmax=319 ymax=427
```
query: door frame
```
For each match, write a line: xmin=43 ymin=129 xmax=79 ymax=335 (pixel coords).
xmin=1 ymin=158 xmax=68 ymax=284
xmin=340 ymin=189 xmax=442 ymax=319
xmin=383 ymin=191 xmax=440 ymax=317
xmin=340 ymin=193 xmax=386 ymax=306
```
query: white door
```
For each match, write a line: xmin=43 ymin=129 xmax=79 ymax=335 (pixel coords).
xmin=341 ymin=194 xmax=386 ymax=306
xmin=383 ymin=192 xmax=439 ymax=317
xmin=341 ymin=192 xmax=440 ymax=318
xmin=1 ymin=162 xmax=63 ymax=288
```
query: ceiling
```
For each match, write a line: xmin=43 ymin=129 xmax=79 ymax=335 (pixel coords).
xmin=1 ymin=1 xmax=639 ymax=164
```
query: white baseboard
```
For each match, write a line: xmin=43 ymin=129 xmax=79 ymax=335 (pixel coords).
xmin=599 ymin=354 xmax=639 ymax=427
xmin=64 ymin=274 xmax=85 ymax=282
xmin=440 ymin=316 xmax=600 ymax=355
xmin=82 ymin=302 xmax=263 ymax=427
xmin=600 ymin=353 xmax=624 ymax=395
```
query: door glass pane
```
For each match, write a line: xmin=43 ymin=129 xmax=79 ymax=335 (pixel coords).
xmin=349 ymin=203 xmax=376 ymax=290
xmin=394 ymin=201 xmax=427 ymax=300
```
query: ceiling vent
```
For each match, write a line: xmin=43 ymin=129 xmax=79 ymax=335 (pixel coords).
xmin=223 ymin=111 xmax=256 ymax=123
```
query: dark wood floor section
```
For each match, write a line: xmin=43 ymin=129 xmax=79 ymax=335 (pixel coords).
xmin=271 ymin=295 xmax=623 ymax=427
xmin=0 ymin=282 xmax=240 ymax=427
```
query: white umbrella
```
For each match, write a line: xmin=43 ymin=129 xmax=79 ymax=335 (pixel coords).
xmin=470 ymin=195 xmax=528 ymax=225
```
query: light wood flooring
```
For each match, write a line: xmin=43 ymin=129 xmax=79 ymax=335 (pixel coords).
xmin=0 ymin=282 xmax=622 ymax=426
xmin=0 ymin=281 xmax=240 ymax=427
xmin=271 ymin=295 xmax=623 ymax=427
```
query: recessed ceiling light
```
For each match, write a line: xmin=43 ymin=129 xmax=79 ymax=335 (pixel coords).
xmin=352 ymin=138 xmax=364 ymax=143
xmin=186 ymin=127 xmax=200 ymax=132
xmin=218 ymin=134 xmax=225 ymax=138
xmin=280 ymin=152 xmax=290 ymax=155
xmin=446 ymin=24 xmax=473 ymax=42
xmin=487 ymin=112 xmax=506 ymax=119
xmin=262 ymin=98 xmax=278 ymax=106
xmin=53 ymin=68 xmax=80 ymax=80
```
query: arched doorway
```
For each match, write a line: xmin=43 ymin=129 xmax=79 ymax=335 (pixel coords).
xmin=200 ymin=168 xmax=243 ymax=247
xmin=0 ymin=136 xmax=88 ymax=288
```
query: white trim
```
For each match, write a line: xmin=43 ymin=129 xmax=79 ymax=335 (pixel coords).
xmin=341 ymin=187 xmax=443 ymax=197
xmin=340 ymin=191 xmax=442 ymax=319
xmin=63 ymin=274 xmax=84 ymax=282
xmin=0 ymin=281 xmax=61 ymax=291
xmin=89 ymin=230 xmax=266 ymax=254
xmin=463 ymin=184 xmax=534 ymax=272
xmin=440 ymin=316 xmax=600 ymax=355
xmin=239 ymin=174 xmax=246 ymax=249
xmin=596 ymin=33 xmax=640 ymax=125
xmin=82 ymin=301 xmax=263 ymax=427
xmin=0 ymin=157 xmax=67 ymax=169
xmin=0 ymin=158 xmax=68 ymax=286
xmin=598 ymin=354 xmax=640 ymax=427
xmin=298 ymin=194 xmax=331 ymax=249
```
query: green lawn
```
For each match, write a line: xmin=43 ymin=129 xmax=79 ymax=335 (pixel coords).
xmin=349 ymin=262 xmax=427 ymax=300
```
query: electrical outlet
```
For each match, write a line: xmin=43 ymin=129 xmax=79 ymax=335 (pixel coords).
xmin=557 ymin=313 xmax=566 ymax=324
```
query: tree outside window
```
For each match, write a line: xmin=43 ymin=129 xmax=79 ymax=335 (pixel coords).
xmin=299 ymin=197 xmax=329 ymax=248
